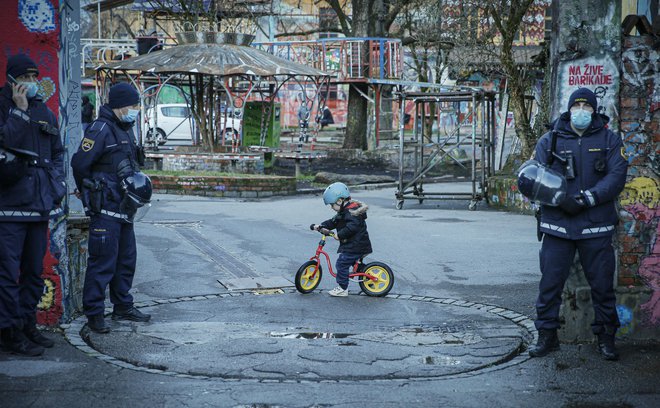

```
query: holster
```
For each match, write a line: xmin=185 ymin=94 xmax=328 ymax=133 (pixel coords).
xmin=535 ymin=208 xmax=543 ymax=242
xmin=136 ymin=145 xmax=146 ymax=167
xmin=82 ymin=178 xmax=104 ymax=214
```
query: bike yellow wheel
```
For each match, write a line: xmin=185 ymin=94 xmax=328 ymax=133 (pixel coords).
xmin=359 ymin=262 xmax=394 ymax=297
xmin=295 ymin=261 xmax=322 ymax=294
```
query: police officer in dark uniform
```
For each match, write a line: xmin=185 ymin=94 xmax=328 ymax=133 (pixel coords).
xmin=71 ymin=83 xmax=152 ymax=333
xmin=526 ymin=88 xmax=628 ymax=360
xmin=0 ymin=54 xmax=65 ymax=356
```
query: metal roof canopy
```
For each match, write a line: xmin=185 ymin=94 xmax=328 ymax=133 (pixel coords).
xmin=98 ymin=33 xmax=331 ymax=78
xmin=96 ymin=32 xmax=331 ymax=151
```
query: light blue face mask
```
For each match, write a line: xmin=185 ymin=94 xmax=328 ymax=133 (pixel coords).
xmin=21 ymin=82 xmax=39 ymax=98
xmin=120 ymin=108 xmax=139 ymax=123
xmin=570 ymin=109 xmax=592 ymax=130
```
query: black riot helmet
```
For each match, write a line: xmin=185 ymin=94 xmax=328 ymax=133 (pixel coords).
xmin=120 ymin=171 xmax=152 ymax=207
xmin=0 ymin=146 xmax=38 ymax=187
xmin=517 ymin=160 xmax=567 ymax=206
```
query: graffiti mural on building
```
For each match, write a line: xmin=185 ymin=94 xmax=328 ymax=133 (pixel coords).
xmin=37 ymin=228 xmax=64 ymax=325
xmin=1 ymin=0 xmax=60 ymax=115
xmin=620 ymin=177 xmax=660 ymax=325
xmin=617 ymin=29 xmax=660 ymax=333
xmin=622 ymin=44 xmax=660 ymax=113
xmin=558 ymin=56 xmax=619 ymax=123
xmin=19 ymin=0 xmax=57 ymax=33
xmin=1 ymin=0 xmax=69 ymax=326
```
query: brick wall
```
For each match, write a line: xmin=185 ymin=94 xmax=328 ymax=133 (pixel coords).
xmin=615 ymin=33 xmax=659 ymax=327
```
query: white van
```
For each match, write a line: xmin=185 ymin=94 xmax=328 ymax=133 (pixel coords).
xmin=143 ymin=103 xmax=241 ymax=145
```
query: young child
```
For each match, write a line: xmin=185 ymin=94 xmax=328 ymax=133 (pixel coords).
xmin=312 ymin=182 xmax=372 ymax=297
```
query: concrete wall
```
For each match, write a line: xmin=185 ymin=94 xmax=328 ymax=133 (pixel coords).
xmin=149 ymin=174 xmax=297 ymax=198
xmin=549 ymin=0 xmax=622 ymax=129
xmin=147 ymin=152 xmax=265 ymax=174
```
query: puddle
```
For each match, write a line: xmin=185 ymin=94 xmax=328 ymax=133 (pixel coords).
xmin=268 ymin=332 xmax=354 ymax=339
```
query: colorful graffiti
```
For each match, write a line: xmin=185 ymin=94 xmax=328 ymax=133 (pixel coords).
xmin=0 ymin=0 xmax=60 ymax=115
xmin=622 ymin=44 xmax=660 ymax=114
xmin=621 ymin=177 xmax=660 ymax=325
xmin=616 ymin=304 xmax=634 ymax=335
xmin=615 ymin=27 xmax=660 ymax=335
xmin=37 ymin=227 xmax=64 ymax=326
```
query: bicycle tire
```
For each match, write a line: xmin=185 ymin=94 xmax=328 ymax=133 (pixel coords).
xmin=295 ymin=261 xmax=322 ymax=294
xmin=358 ymin=262 xmax=394 ymax=297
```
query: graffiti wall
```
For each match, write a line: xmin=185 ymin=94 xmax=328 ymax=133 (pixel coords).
xmin=616 ymin=32 xmax=660 ymax=329
xmin=0 ymin=1 xmax=84 ymax=326
xmin=551 ymin=1 xmax=622 ymax=124
xmin=557 ymin=57 xmax=619 ymax=127
xmin=0 ymin=0 xmax=60 ymax=115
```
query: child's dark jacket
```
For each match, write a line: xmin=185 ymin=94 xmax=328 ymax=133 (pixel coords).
xmin=320 ymin=200 xmax=372 ymax=254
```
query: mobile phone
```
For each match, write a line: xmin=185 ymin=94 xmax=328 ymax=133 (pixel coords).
xmin=7 ymin=74 xmax=18 ymax=86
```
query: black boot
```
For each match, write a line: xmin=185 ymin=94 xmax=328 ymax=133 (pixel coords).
xmin=23 ymin=324 xmax=54 ymax=348
xmin=597 ymin=333 xmax=619 ymax=361
xmin=529 ymin=329 xmax=560 ymax=357
xmin=112 ymin=306 xmax=151 ymax=322
xmin=0 ymin=326 xmax=44 ymax=356
xmin=87 ymin=314 xmax=110 ymax=334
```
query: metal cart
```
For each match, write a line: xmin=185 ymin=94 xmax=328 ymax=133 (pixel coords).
xmin=395 ymin=90 xmax=496 ymax=210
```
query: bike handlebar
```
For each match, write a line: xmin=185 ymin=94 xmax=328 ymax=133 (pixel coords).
xmin=310 ymin=224 xmax=335 ymax=237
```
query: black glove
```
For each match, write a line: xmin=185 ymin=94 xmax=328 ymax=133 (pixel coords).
xmin=560 ymin=194 xmax=586 ymax=215
xmin=319 ymin=228 xmax=332 ymax=236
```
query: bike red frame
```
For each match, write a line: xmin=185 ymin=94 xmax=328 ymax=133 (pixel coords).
xmin=308 ymin=234 xmax=377 ymax=281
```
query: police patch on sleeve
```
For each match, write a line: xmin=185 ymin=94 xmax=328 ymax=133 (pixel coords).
xmin=620 ymin=147 xmax=628 ymax=160
xmin=81 ymin=138 xmax=95 ymax=152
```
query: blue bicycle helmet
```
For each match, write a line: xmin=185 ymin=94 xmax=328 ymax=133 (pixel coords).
xmin=322 ymin=182 xmax=350 ymax=205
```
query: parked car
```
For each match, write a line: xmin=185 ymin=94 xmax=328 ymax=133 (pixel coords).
xmin=143 ymin=103 xmax=241 ymax=145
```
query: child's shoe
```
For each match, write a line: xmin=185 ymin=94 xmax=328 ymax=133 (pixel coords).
xmin=328 ymin=286 xmax=348 ymax=297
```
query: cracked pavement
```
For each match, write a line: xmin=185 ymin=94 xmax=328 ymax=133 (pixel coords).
xmin=2 ymin=185 xmax=659 ymax=407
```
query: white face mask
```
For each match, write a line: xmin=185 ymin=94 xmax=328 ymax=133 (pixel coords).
xmin=21 ymin=81 xmax=39 ymax=98
xmin=120 ymin=108 xmax=139 ymax=123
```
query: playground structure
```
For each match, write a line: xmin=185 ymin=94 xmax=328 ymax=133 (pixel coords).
xmin=256 ymin=37 xmax=502 ymax=211
xmin=95 ymin=32 xmax=330 ymax=153
xmin=91 ymin=33 xmax=504 ymax=209
xmin=254 ymin=37 xmax=405 ymax=144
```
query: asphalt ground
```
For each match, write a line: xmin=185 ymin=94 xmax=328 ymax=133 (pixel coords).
xmin=1 ymin=183 xmax=658 ymax=407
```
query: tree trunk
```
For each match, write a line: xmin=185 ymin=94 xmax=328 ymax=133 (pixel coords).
xmin=508 ymin=82 xmax=534 ymax=159
xmin=500 ymin=38 xmax=534 ymax=160
xmin=344 ymin=83 xmax=369 ymax=149
xmin=342 ymin=0 xmax=371 ymax=150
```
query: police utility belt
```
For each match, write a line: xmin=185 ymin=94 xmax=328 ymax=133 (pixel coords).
xmin=82 ymin=177 xmax=131 ymax=220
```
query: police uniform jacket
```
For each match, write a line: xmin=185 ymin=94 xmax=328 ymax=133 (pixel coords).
xmin=0 ymin=84 xmax=65 ymax=222
xmin=535 ymin=112 xmax=628 ymax=240
xmin=71 ymin=104 xmax=139 ymax=222
xmin=320 ymin=200 xmax=373 ymax=254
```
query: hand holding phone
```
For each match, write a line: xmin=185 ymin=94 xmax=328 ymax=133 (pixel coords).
xmin=8 ymin=74 xmax=28 ymax=111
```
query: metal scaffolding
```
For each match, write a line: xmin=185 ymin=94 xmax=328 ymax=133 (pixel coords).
xmin=395 ymin=90 xmax=496 ymax=211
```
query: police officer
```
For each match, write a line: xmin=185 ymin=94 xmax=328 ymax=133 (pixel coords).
xmin=527 ymin=88 xmax=628 ymax=360
xmin=0 ymin=54 xmax=65 ymax=356
xmin=71 ymin=83 xmax=151 ymax=333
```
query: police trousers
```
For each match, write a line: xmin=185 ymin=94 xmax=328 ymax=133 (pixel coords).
xmin=83 ymin=216 xmax=137 ymax=317
xmin=0 ymin=221 xmax=48 ymax=329
xmin=536 ymin=233 xmax=619 ymax=334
